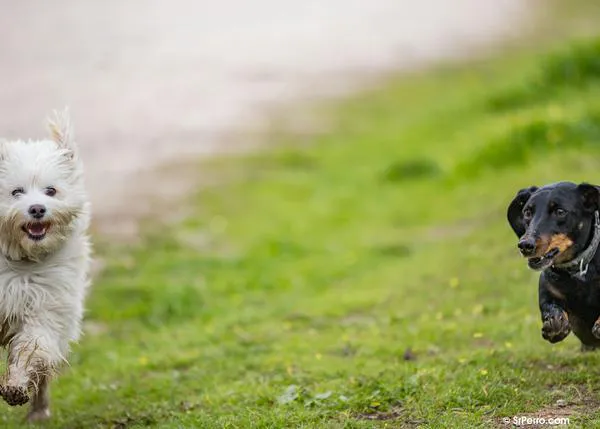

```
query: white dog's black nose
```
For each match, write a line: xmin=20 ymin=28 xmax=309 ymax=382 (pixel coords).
xmin=28 ymin=204 xmax=46 ymax=219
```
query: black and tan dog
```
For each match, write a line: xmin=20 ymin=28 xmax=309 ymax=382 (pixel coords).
xmin=507 ymin=182 xmax=600 ymax=350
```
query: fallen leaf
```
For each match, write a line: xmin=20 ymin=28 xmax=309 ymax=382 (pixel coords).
xmin=277 ymin=385 xmax=299 ymax=404
xmin=314 ymin=391 xmax=332 ymax=400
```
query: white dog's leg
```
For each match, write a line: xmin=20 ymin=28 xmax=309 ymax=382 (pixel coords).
xmin=0 ymin=324 xmax=66 ymax=417
xmin=26 ymin=374 xmax=51 ymax=422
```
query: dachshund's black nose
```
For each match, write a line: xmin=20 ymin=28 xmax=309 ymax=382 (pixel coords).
xmin=518 ymin=238 xmax=536 ymax=256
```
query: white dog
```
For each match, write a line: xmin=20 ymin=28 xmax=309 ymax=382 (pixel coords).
xmin=0 ymin=110 xmax=91 ymax=422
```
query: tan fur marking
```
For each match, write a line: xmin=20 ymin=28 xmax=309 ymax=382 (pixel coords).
xmin=548 ymin=233 xmax=573 ymax=253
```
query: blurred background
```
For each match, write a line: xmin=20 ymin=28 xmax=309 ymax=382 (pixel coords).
xmin=0 ymin=0 xmax=526 ymax=238
xmin=5 ymin=1 xmax=600 ymax=427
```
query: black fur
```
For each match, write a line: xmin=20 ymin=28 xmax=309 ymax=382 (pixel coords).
xmin=507 ymin=186 xmax=538 ymax=237
xmin=507 ymin=182 xmax=600 ymax=349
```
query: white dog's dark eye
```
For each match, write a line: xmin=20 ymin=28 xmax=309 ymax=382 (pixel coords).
xmin=11 ymin=188 xmax=24 ymax=197
xmin=45 ymin=187 xmax=57 ymax=197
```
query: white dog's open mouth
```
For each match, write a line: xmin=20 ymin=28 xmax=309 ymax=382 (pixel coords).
xmin=22 ymin=222 xmax=50 ymax=241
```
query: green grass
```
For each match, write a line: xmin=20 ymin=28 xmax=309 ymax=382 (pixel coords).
xmin=8 ymin=27 xmax=600 ymax=429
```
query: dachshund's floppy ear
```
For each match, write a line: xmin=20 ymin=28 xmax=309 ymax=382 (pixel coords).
xmin=577 ymin=183 xmax=600 ymax=213
xmin=507 ymin=186 xmax=537 ymax=237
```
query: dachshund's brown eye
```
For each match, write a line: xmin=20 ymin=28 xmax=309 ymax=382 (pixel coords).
xmin=45 ymin=187 xmax=57 ymax=197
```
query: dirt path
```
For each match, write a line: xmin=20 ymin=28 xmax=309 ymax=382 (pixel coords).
xmin=0 ymin=0 xmax=529 ymax=238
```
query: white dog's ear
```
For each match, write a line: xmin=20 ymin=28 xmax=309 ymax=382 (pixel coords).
xmin=47 ymin=108 xmax=76 ymax=159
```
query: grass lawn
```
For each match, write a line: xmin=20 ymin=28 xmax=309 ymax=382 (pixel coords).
xmin=7 ymin=14 xmax=600 ymax=429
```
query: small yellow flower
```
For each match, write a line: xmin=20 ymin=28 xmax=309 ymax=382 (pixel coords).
xmin=473 ymin=332 xmax=483 ymax=338
xmin=449 ymin=277 xmax=460 ymax=288
xmin=504 ymin=342 xmax=513 ymax=349
xmin=458 ymin=357 xmax=467 ymax=364
xmin=315 ymin=353 xmax=322 ymax=360
xmin=479 ymin=369 xmax=488 ymax=376
xmin=138 ymin=356 xmax=148 ymax=366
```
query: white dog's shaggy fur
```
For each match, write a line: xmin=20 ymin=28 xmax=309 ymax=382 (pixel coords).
xmin=0 ymin=110 xmax=91 ymax=422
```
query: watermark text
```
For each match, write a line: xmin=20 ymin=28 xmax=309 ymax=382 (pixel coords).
xmin=502 ymin=416 xmax=570 ymax=426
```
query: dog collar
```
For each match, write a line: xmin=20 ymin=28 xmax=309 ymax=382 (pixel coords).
xmin=552 ymin=211 xmax=600 ymax=280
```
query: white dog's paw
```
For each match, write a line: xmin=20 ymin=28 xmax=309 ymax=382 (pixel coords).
xmin=0 ymin=385 xmax=29 ymax=406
